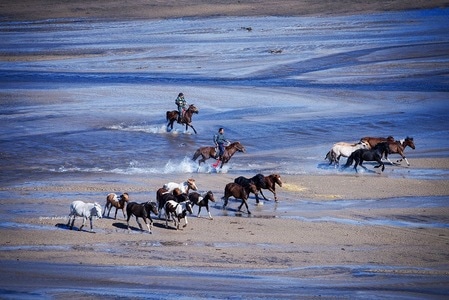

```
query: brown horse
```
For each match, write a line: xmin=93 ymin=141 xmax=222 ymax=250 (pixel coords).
xmin=385 ymin=137 xmax=415 ymax=166
xmin=166 ymin=104 xmax=199 ymax=134
xmin=103 ymin=193 xmax=129 ymax=220
xmin=192 ymin=141 xmax=246 ymax=169
xmin=361 ymin=136 xmax=415 ymax=165
xmin=360 ymin=136 xmax=395 ymax=149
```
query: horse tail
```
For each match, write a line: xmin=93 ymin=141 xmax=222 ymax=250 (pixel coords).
xmin=192 ymin=149 xmax=201 ymax=161
xmin=325 ymin=151 xmax=331 ymax=161
xmin=344 ymin=153 xmax=354 ymax=168
xmin=166 ymin=111 xmax=171 ymax=121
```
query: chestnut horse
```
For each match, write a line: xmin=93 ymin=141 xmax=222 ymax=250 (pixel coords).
xmin=192 ymin=141 xmax=246 ymax=169
xmin=360 ymin=136 xmax=395 ymax=148
xmin=103 ymin=192 xmax=129 ymax=220
xmin=166 ymin=104 xmax=199 ymax=134
xmin=385 ymin=137 xmax=415 ymax=166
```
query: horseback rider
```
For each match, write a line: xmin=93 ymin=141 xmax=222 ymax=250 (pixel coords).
xmin=212 ymin=127 xmax=229 ymax=167
xmin=175 ymin=92 xmax=187 ymax=123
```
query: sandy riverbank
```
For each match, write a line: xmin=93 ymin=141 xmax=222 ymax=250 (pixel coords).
xmin=1 ymin=157 xmax=448 ymax=271
xmin=1 ymin=0 xmax=448 ymax=21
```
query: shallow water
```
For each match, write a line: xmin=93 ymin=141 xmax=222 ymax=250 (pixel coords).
xmin=1 ymin=260 xmax=448 ymax=299
xmin=1 ymin=9 xmax=449 ymax=185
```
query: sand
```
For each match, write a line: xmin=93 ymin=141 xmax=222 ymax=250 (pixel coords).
xmin=1 ymin=0 xmax=448 ymax=21
xmin=1 ymin=157 xmax=448 ymax=271
xmin=1 ymin=0 xmax=449 ymax=297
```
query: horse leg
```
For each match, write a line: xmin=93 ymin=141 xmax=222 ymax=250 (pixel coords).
xmin=266 ymin=187 xmax=277 ymax=201
xmin=188 ymin=124 xmax=197 ymax=134
xmin=238 ymin=199 xmax=251 ymax=214
xmin=166 ymin=212 xmax=175 ymax=229
xmin=384 ymin=152 xmax=395 ymax=165
xmin=353 ymin=158 xmax=360 ymax=173
xmin=135 ymin=217 xmax=143 ymax=231
xmin=142 ymin=217 xmax=152 ymax=234
xmin=359 ymin=159 xmax=368 ymax=171
xmin=114 ymin=207 xmax=118 ymax=220
xmin=89 ymin=216 xmax=94 ymax=232
xmin=197 ymin=206 xmax=202 ymax=218
xmin=403 ymin=157 xmax=410 ymax=166
xmin=103 ymin=203 xmax=108 ymax=217
xmin=68 ymin=214 xmax=74 ymax=230
xmin=182 ymin=215 xmax=188 ymax=228
xmin=259 ymin=189 xmax=269 ymax=201
xmin=173 ymin=214 xmax=179 ymax=230
xmin=79 ymin=216 xmax=87 ymax=231
xmin=222 ymin=196 xmax=229 ymax=209
xmin=121 ymin=207 xmax=126 ymax=219
xmin=206 ymin=204 xmax=213 ymax=219
xmin=373 ymin=157 xmax=385 ymax=171
xmin=126 ymin=214 xmax=132 ymax=232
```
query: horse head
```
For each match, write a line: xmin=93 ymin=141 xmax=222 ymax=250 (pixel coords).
xmin=360 ymin=140 xmax=371 ymax=149
xmin=232 ymin=141 xmax=246 ymax=153
xmin=93 ymin=202 xmax=102 ymax=219
xmin=404 ymin=137 xmax=415 ymax=149
xmin=186 ymin=178 xmax=198 ymax=191
xmin=188 ymin=104 xmax=199 ymax=114
xmin=273 ymin=174 xmax=283 ymax=187
xmin=205 ymin=190 xmax=215 ymax=202
xmin=120 ymin=193 xmax=130 ymax=202
xmin=146 ymin=201 xmax=158 ymax=216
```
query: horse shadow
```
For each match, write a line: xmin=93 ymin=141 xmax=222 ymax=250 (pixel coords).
xmin=55 ymin=223 xmax=70 ymax=230
xmin=54 ymin=223 xmax=96 ymax=233
xmin=112 ymin=221 xmax=166 ymax=232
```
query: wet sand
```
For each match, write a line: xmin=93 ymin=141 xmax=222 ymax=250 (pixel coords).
xmin=1 ymin=0 xmax=449 ymax=298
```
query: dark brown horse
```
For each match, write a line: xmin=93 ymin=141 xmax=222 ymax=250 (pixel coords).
xmin=234 ymin=173 xmax=283 ymax=203
xmin=126 ymin=201 xmax=159 ymax=234
xmin=192 ymin=141 xmax=246 ymax=169
xmin=166 ymin=104 xmax=199 ymax=134
xmin=222 ymin=182 xmax=258 ymax=215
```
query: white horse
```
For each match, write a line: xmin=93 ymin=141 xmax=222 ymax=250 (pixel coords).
xmin=162 ymin=178 xmax=198 ymax=194
xmin=325 ymin=141 xmax=370 ymax=166
xmin=67 ymin=200 xmax=102 ymax=232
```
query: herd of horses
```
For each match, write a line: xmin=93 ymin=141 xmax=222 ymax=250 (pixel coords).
xmin=67 ymin=174 xmax=283 ymax=232
xmin=67 ymin=102 xmax=416 ymax=232
xmin=326 ymin=135 xmax=415 ymax=172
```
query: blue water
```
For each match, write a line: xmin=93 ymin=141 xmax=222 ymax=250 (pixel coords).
xmin=1 ymin=9 xmax=449 ymax=184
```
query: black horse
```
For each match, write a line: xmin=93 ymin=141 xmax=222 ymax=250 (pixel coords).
xmin=126 ymin=201 xmax=159 ymax=234
xmin=343 ymin=142 xmax=390 ymax=173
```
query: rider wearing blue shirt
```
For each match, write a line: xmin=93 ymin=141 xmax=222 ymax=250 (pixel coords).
xmin=214 ymin=127 xmax=229 ymax=162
